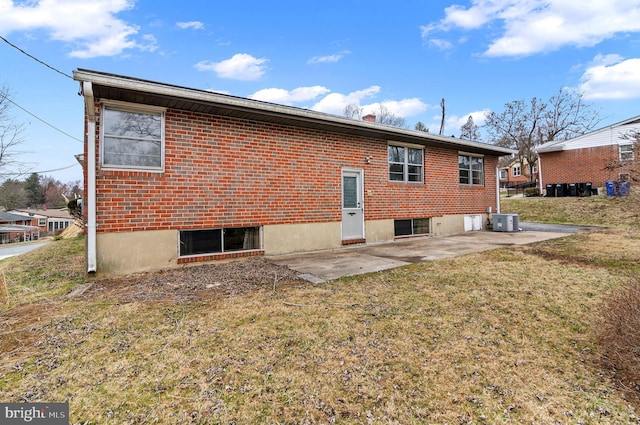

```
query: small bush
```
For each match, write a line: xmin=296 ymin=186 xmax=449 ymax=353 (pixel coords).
xmin=524 ymin=187 xmax=540 ymax=197
xmin=597 ymin=279 xmax=640 ymax=391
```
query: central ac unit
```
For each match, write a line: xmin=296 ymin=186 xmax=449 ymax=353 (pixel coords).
xmin=492 ymin=213 xmax=519 ymax=232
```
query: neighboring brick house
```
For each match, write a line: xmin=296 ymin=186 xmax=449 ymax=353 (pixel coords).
xmin=73 ymin=69 xmax=514 ymax=276
xmin=498 ymin=156 xmax=539 ymax=188
xmin=537 ymin=116 xmax=639 ymax=193
xmin=9 ymin=208 xmax=74 ymax=235
xmin=0 ymin=212 xmax=39 ymax=243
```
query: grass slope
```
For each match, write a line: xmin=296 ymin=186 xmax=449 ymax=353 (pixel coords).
xmin=1 ymin=197 xmax=639 ymax=423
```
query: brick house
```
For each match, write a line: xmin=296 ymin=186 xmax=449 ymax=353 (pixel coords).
xmin=537 ymin=116 xmax=639 ymax=193
xmin=9 ymin=208 xmax=74 ymax=235
xmin=498 ymin=156 xmax=539 ymax=188
xmin=0 ymin=212 xmax=39 ymax=243
xmin=73 ymin=69 xmax=514 ymax=276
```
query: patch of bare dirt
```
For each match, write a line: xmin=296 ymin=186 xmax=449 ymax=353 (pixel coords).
xmin=75 ymin=257 xmax=306 ymax=303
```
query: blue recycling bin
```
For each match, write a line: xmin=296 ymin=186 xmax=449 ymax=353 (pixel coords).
xmin=606 ymin=180 xmax=616 ymax=196
xmin=619 ymin=181 xmax=631 ymax=196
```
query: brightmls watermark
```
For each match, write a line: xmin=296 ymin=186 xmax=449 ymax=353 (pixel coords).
xmin=1 ymin=403 xmax=68 ymax=424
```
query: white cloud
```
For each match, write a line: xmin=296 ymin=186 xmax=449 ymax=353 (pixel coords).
xmin=361 ymin=99 xmax=428 ymax=119
xmin=310 ymin=86 xmax=381 ymax=115
xmin=423 ymin=0 xmax=640 ymax=57
xmin=195 ymin=53 xmax=268 ymax=81
xmin=0 ymin=0 xmax=155 ymax=58
xmin=428 ymin=38 xmax=453 ymax=51
xmin=308 ymin=50 xmax=351 ymax=64
xmin=451 ymin=110 xmax=489 ymax=128
xmin=310 ymin=86 xmax=428 ymax=119
xmin=176 ymin=21 xmax=204 ymax=30
xmin=580 ymin=54 xmax=640 ymax=100
xmin=250 ymin=86 xmax=331 ymax=104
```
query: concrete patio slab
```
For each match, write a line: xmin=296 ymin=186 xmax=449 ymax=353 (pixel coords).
xmin=269 ymin=228 xmax=575 ymax=283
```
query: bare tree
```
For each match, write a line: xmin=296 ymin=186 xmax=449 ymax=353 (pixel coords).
xmin=543 ymin=88 xmax=601 ymax=141
xmin=485 ymin=88 xmax=600 ymax=182
xmin=414 ymin=121 xmax=429 ymax=132
xmin=604 ymin=130 xmax=639 ymax=184
xmin=343 ymin=103 xmax=363 ymax=120
xmin=343 ymin=103 xmax=407 ymax=128
xmin=0 ymin=85 xmax=28 ymax=178
xmin=460 ymin=116 xmax=480 ymax=141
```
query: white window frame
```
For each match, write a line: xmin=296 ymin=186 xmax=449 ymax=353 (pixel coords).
xmin=620 ymin=144 xmax=634 ymax=161
xmin=513 ymin=166 xmax=521 ymax=177
xmin=100 ymin=101 xmax=166 ymax=172
xmin=388 ymin=142 xmax=424 ymax=183
xmin=499 ymin=169 xmax=507 ymax=180
xmin=459 ymin=152 xmax=484 ymax=186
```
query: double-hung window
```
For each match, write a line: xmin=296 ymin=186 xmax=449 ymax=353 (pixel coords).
xmin=388 ymin=144 xmax=424 ymax=183
xmin=620 ymin=144 xmax=634 ymax=161
xmin=101 ymin=103 xmax=165 ymax=171
xmin=513 ymin=166 xmax=521 ymax=177
xmin=459 ymin=153 xmax=484 ymax=185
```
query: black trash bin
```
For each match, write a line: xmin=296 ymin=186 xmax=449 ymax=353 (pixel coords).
xmin=546 ymin=183 xmax=556 ymax=197
xmin=577 ymin=182 xmax=586 ymax=197
xmin=568 ymin=183 xmax=577 ymax=197
xmin=556 ymin=183 xmax=567 ymax=197
xmin=585 ymin=182 xmax=592 ymax=197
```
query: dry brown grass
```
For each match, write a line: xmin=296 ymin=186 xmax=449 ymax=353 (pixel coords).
xmin=502 ymin=193 xmax=640 ymax=229
xmin=598 ymin=279 xmax=640 ymax=396
xmin=1 ymin=197 xmax=640 ymax=423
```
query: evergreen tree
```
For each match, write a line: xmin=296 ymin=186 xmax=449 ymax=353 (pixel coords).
xmin=24 ymin=172 xmax=44 ymax=207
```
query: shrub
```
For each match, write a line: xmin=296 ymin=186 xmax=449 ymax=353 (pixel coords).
xmin=524 ymin=187 xmax=540 ymax=197
xmin=597 ymin=279 xmax=640 ymax=392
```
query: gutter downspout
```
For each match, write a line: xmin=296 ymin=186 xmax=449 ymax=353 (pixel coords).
xmin=537 ymin=155 xmax=544 ymax=194
xmin=495 ymin=166 xmax=501 ymax=214
xmin=83 ymin=81 xmax=97 ymax=273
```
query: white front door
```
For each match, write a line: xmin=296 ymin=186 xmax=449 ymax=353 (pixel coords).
xmin=342 ymin=169 xmax=364 ymax=240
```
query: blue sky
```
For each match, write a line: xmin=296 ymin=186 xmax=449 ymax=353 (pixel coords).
xmin=1 ymin=0 xmax=640 ymax=184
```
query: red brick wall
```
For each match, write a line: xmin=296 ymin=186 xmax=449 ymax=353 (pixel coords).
xmin=87 ymin=104 xmax=499 ymax=234
xmin=540 ymin=146 xmax=626 ymax=188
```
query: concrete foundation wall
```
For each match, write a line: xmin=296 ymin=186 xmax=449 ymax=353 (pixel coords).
xmin=263 ymin=222 xmax=341 ymax=255
xmin=431 ymin=214 xmax=488 ymax=236
xmin=93 ymin=214 xmax=489 ymax=276
xmin=96 ymin=230 xmax=177 ymax=276
xmin=365 ymin=219 xmax=395 ymax=243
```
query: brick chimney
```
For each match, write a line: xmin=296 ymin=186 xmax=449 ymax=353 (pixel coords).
xmin=362 ymin=114 xmax=376 ymax=123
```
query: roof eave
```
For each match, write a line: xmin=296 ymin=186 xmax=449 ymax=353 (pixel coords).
xmin=73 ymin=69 xmax=515 ymax=157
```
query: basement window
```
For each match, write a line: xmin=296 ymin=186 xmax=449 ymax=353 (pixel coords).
xmin=394 ymin=218 xmax=430 ymax=237
xmin=179 ymin=227 xmax=261 ymax=256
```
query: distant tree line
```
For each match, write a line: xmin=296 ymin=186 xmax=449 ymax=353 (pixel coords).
xmin=0 ymin=173 xmax=82 ymax=210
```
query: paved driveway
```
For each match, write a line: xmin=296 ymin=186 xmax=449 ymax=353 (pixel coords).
xmin=270 ymin=226 xmax=581 ymax=283
xmin=0 ymin=241 xmax=49 ymax=261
